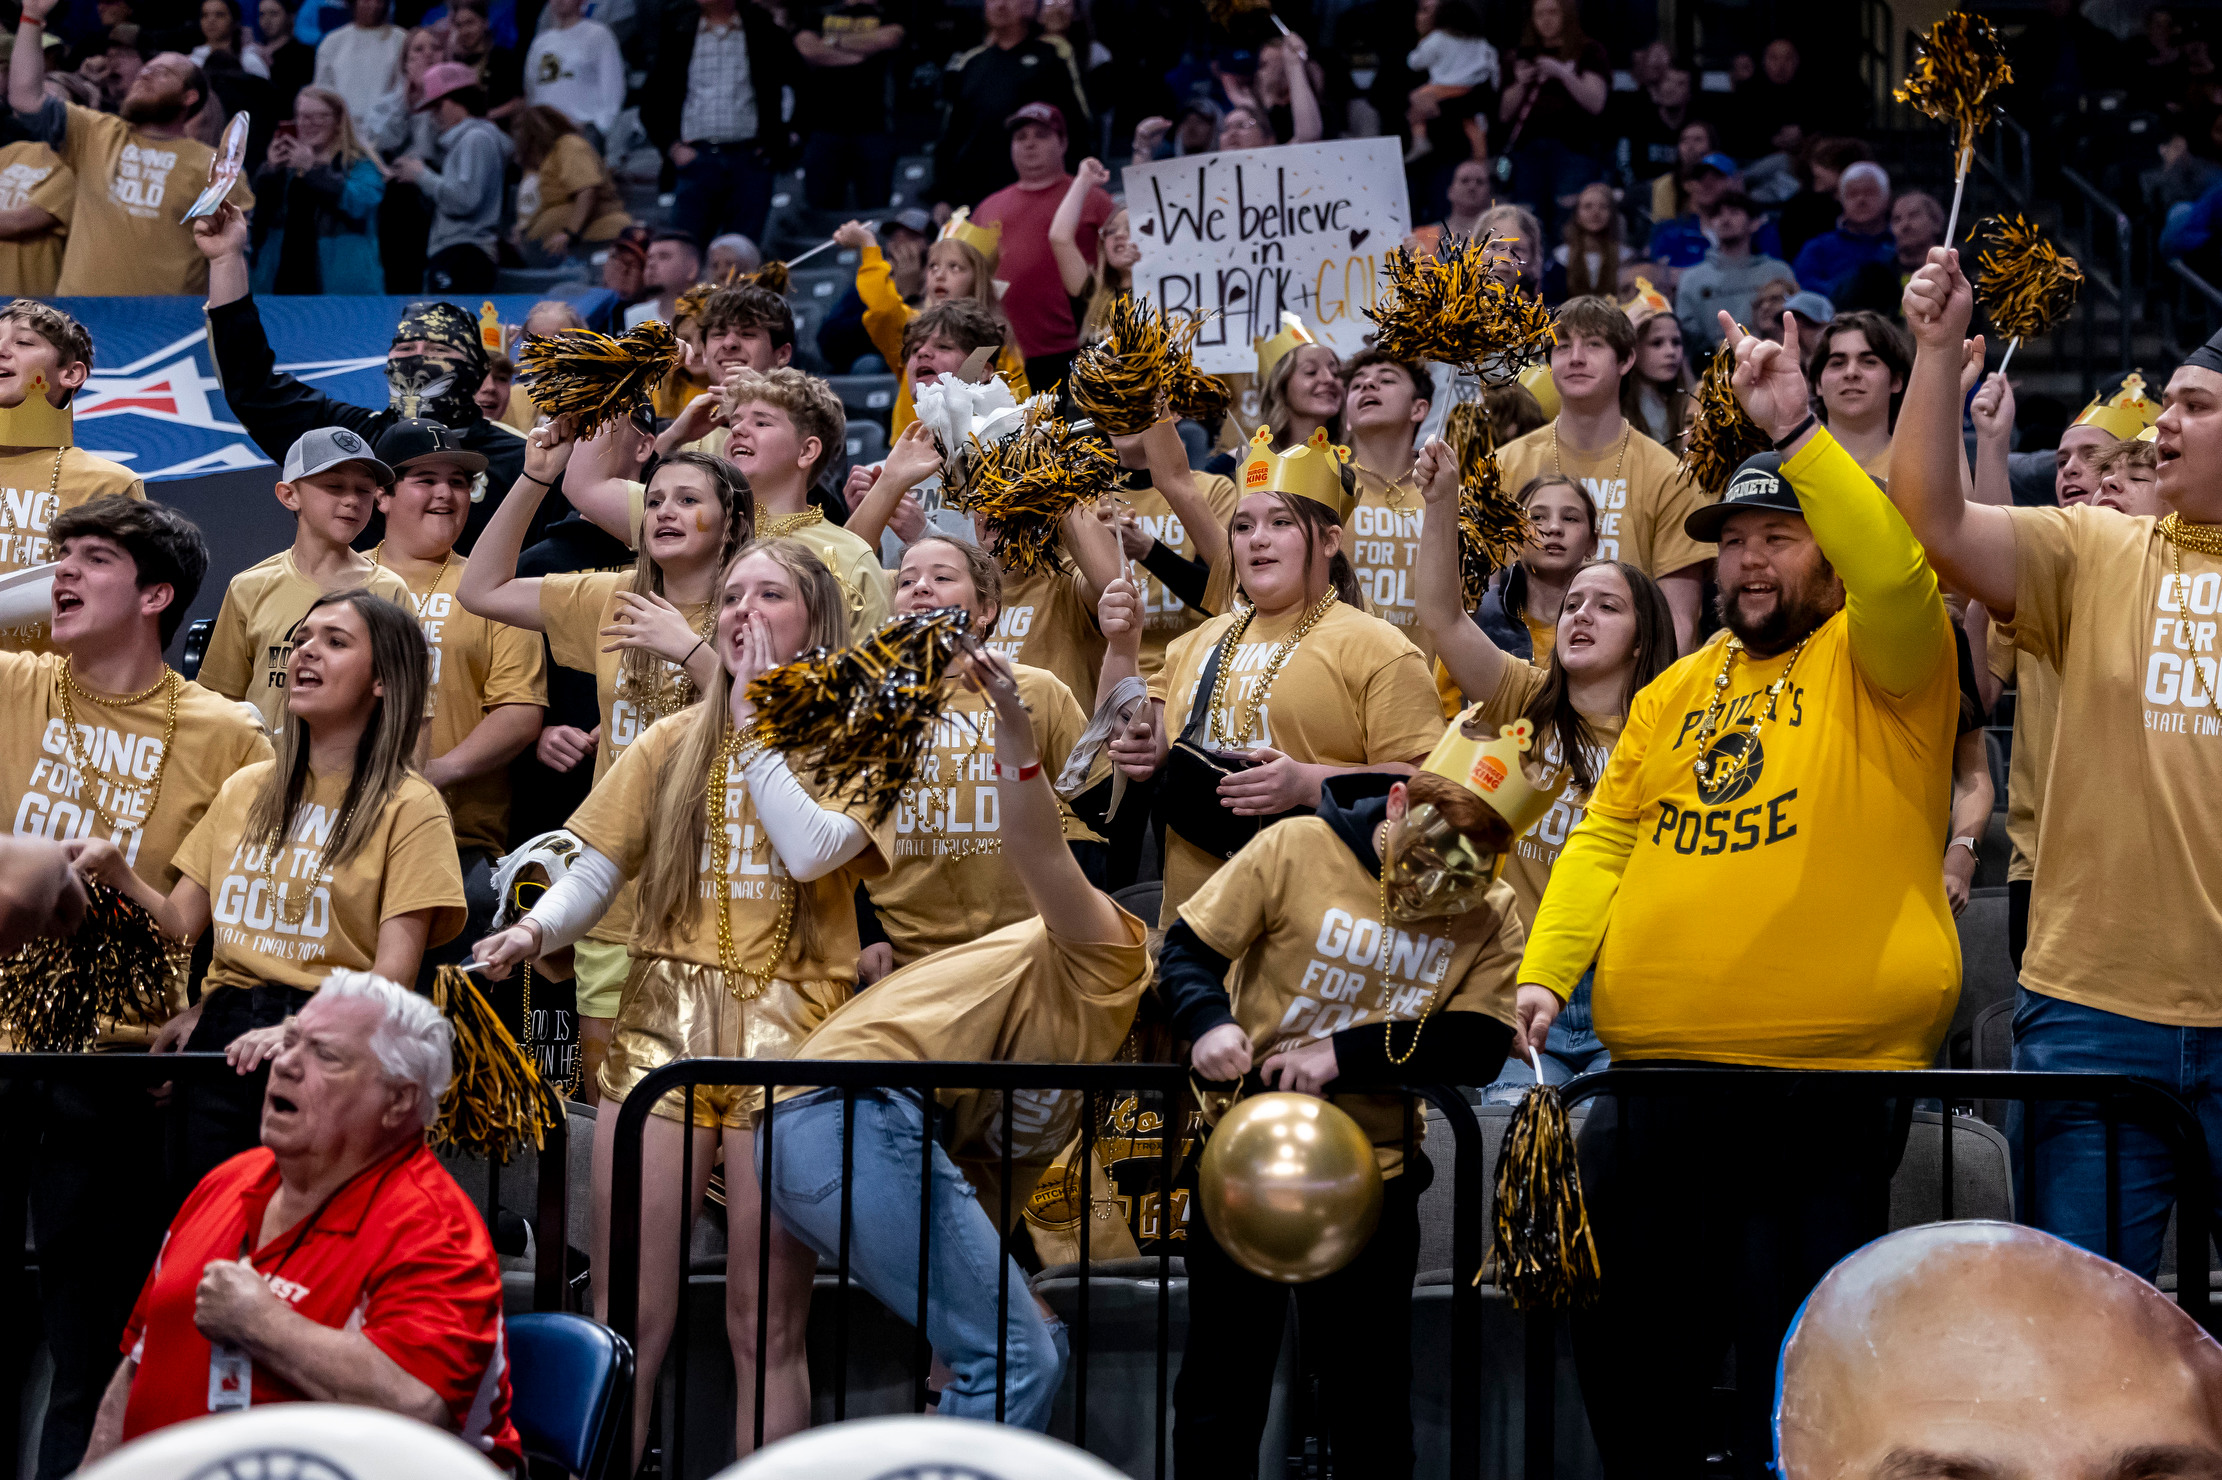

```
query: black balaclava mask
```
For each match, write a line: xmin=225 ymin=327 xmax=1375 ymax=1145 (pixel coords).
xmin=388 ymin=301 xmax=490 ymax=425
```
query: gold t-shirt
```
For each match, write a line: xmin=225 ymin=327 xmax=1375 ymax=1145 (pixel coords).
xmin=865 ymin=662 xmax=1092 ymax=966
xmin=783 ymin=908 xmax=1150 ymax=1175
xmin=1470 ymin=662 xmax=1622 ymax=929
xmin=1984 ymin=622 xmax=2056 ymax=885
xmin=1496 ymin=420 xmax=1714 ymax=579
xmin=0 ymin=653 xmax=271 ymax=1039
xmin=1348 ymin=464 xmax=1436 ymax=667
xmin=1179 ymin=816 xmax=1524 ymax=1173
xmin=49 ymin=104 xmax=254 ymax=296
xmin=377 ymin=551 xmax=547 ymax=857
xmin=540 ymin=570 xmax=711 ymax=946
xmin=1149 ymin=599 xmax=1449 ymax=924
xmin=1123 ymin=470 xmax=1239 ymax=680
xmin=2002 ymin=504 xmax=2222 ymax=1024
xmin=175 ymin=762 xmax=468 ymax=995
xmin=987 ymin=567 xmax=1104 ymax=713
xmin=564 ymin=713 xmax=887 ymax=980
xmin=197 ymin=552 xmax=415 ymax=733
xmin=1523 ymin=611 xmax=1557 ymax=664
xmin=0 ymin=445 xmax=145 ymax=653
xmin=0 ymin=141 xmax=75 ymax=297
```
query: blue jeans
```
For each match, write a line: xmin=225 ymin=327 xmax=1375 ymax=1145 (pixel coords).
xmin=1483 ymin=970 xmax=1609 ymax=1104
xmin=761 ymin=1088 xmax=1068 ymax=1429
xmin=2010 ymin=987 xmax=2222 ymax=1278
xmin=673 ymin=142 xmax=776 ymax=252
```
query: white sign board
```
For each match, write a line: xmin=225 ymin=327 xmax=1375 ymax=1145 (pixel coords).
xmin=1122 ymin=138 xmax=1412 ymax=374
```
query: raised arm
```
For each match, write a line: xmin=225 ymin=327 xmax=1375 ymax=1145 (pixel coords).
xmin=841 ymin=419 xmax=941 ymax=549
xmin=1139 ymin=416 xmax=1229 ymax=570
xmin=1893 ymin=250 xmax=2020 ymax=616
xmin=457 ymin=426 xmax=573 ymax=631
xmin=1063 ymin=496 xmax=1124 ymax=612
xmin=1048 ymin=160 xmax=1109 ymax=298
xmin=1968 ymin=368 xmax=2015 ymax=509
xmin=1280 ymin=36 xmax=1324 ymax=144
xmin=561 ymin=419 xmax=647 ymax=541
xmin=59 ymin=839 xmax=211 ymax=944
xmin=1411 ymin=436 xmax=1512 ymax=700
xmin=9 ymin=0 xmax=52 ymax=118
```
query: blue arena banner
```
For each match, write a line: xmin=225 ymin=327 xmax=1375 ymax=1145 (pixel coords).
xmin=52 ymin=290 xmax=616 ymax=482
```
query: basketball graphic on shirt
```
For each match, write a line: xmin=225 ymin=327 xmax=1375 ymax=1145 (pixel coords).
xmin=1695 ymin=731 xmax=1764 ymax=807
xmin=185 ymin=1451 xmax=355 ymax=1480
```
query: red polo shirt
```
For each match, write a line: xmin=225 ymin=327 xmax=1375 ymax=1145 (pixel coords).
xmin=120 ymin=1142 xmax=523 ymax=1467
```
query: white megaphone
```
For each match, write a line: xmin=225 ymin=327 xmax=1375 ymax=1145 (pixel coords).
xmin=0 ymin=561 xmax=58 ymax=629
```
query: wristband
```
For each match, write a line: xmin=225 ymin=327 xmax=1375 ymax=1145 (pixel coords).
xmin=520 ymin=471 xmax=554 ymax=488
xmin=1773 ymin=413 xmax=1817 ymax=451
xmin=995 ymin=759 xmax=1042 ymax=781
xmin=686 ymin=638 xmax=708 ymax=665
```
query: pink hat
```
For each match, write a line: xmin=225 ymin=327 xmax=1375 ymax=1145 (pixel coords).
xmin=417 ymin=60 xmax=481 ymax=110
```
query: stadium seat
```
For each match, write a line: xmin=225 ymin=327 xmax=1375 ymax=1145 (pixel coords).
xmin=844 ymin=420 xmax=889 ymax=467
xmin=1888 ymin=1109 xmax=2014 ymax=1226
xmin=787 ymin=267 xmax=851 ymax=306
xmin=507 ymin=1312 xmax=634 ymax=1480
xmin=180 ymin=616 xmax=214 ymax=682
xmin=889 ymin=156 xmax=933 ymax=208
xmin=497 ymin=267 xmax=592 ymax=296
xmin=1971 ymin=999 xmax=2015 ymax=1128
xmin=787 ymin=295 xmax=833 ymax=375
xmin=1941 ymin=888 xmax=2015 ymax=1067
xmin=828 ymin=373 xmax=901 ymax=425
xmin=1034 ymin=1263 xmax=1209 ymax=1476
xmin=1108 ymin=881 xmax=1160 ymax=927
xmin=1975 ymin=811 xmax=2011 ymax=890
xmin=1410 ymin=1282 xmax=1598 ymax=1479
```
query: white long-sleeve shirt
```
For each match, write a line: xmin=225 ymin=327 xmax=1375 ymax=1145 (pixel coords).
xmin=523 ymin=19 xmax=628 ymax=139
xmin=314 ymin=24 xmax=407 ymax=132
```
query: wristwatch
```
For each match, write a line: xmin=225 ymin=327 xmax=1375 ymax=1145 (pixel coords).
xmin=1949 ymin=835 xmax=1980 ymax=861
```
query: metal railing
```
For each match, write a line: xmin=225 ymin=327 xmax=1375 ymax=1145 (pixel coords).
xmin=603 ymin=1060 xmax=1496 ymax=1480
xmin=2058 ymin=167 xmax=2138 ymax=396
xmin=1972 ymin=109 xmax=2035 ymax=216
xmin=2162 ymin=255 xmax=2222 ymax=362
xmin=1515 ymin=1067 xmax=2215 ymax=1474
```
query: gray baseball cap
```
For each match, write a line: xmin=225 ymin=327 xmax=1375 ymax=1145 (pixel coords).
xmin=1784 ymin=290 xmax=1835 ymax=326
xmin=283 ymin=426 xmax=394 ymax=486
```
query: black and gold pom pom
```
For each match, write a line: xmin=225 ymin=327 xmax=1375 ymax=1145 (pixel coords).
xmin=1451 ymin=412 xmax=1527 ymax=608
xmin=0 ymin=882 xmax=172 ymax=1052
xmin=1680 ymin=335 xmax=1772 ymax=497
xmin=431 ymin=965 xmax=563 ymax=1160
xmin=742 ymin=259 xmax=792 ymax=296
xmin=517 ymin=321 xmax=682 ymax=438
xmin=1894 ymin=10 xmax=2014 ymax=166
xmin=673 ymin=281 xmax=715 ymax=326
xmin=744 ymin=608 xmax=979 ymax=825
xmin=1071 ymin=294 xmax=1173 ymax=436
xmin=1167 ymin=313 xmax=1234 ymax=424
xmin=947 ymin=399 xmax=1121 ymax=576
xmin=1970 ymin=213 xmax=2084 ymax=345
xmin=1491 ymin=1077 xmax=1601 ymax=1310
xmin=1367 ymin=233 xmax=1557 ymax=383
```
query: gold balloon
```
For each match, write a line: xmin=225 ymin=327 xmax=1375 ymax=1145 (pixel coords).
xmin=1198 ymin=1093 xmax=1385 ymax=1283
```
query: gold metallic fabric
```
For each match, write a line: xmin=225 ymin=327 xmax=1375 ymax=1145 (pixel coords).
xmin=598 ymin=954 xmax=851 ymax=1128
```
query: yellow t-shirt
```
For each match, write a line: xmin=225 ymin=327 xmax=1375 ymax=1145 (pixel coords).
xmin=1984 ymin=621 xmax=2056 ymax=885
xmin=1495 ymin=420 xmax=1714 ymax=579
xmin=520 ymin=132 xmax=629 ymax=248
xmin=1519 ymin=431 xmax=1960 ymax=1069
xmin=1522 ymin=611 xmax=1557 ymax=664
xmin=564 ymin=713 xmax=887 ymax=980
xmin=0 ymin=141 xmax=75 ymax=297
xmin=784 ymin=908 xmax=1150 ymax=1174
xmin=1149 ymin=598 xmax=1449 ymax=925
xmin=0 ymin=653 xmax=271 ymax=1039
xmin=539 ymin=570 xmax=711 ymax=946
xmin=987 ymin=567 xmax=1104 ymax=713
xmin=0 ymin=445 xmax=145 ymax=653
xmin=376 ymin=551 xmax=547 ymax=858
xmin=1469 ymin=663 xmax=1622 ymax=929
xmin=175 ymin=762 xmax=468 ymax=995
xmin=1178 ymin=815 xmax=1524 ymax=1173
xmin=1348 ymin=464 xmax=1436 ymax=667
xmin=1123 ymin=470 xmax=1239 ymax=680
xmin=865 ymin=662 xmax=1092 ymax=966
xmin=197 ymin=552 xmax=416 ymax=734
xmin=48 ymin=104 xmax=254 ymax=296
xmin=2002 ymin=504 xmax=2222 ymax=1024
xmin=679 ymin=443 xmax=894 ymax=643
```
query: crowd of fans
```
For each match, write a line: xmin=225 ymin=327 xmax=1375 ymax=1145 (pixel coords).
xmin=3 ymin=1 xmax=2222 ymax=1479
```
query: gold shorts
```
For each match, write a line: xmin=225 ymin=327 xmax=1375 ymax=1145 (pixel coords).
xmin=574 ymin=938 xmax=631 ymax=1019
xmin=597 ymin=954 xmax=852 ymax=1129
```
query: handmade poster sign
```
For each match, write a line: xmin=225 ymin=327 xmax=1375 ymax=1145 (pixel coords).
xmin=1123 ymin=138 xmax=1411 ymax=372
xmin=180 ymin=112 xmax=249 ymax=222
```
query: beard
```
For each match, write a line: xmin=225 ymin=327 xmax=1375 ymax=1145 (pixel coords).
xmin=1718 ymin=557 xmax=1840 ymax=655
xmin=120 ymin=89 xmax=187 ymax=125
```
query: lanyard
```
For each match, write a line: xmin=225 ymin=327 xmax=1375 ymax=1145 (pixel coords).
xmin=235 ymin=1150 xmax=402 ymax=1277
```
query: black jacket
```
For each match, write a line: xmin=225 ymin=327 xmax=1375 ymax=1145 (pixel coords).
xmin=205 ymin=294 xmax=540 ymax=553
xmin=642 ymin=3 xmax=798 ymax=157
xmin=1473 ymin=565 xmax=1535 ymax=663
xmin=1157 ymin=772 xmax=1511 ymax=1089
xmin=931 ymin=32 xmax=1088 ymax=208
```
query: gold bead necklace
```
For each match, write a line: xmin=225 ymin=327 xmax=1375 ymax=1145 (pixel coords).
xmin=2159 ymin=512 xmax=2222 ymax=729
xmin=55 ymin=658 xmax=180 ymax=836
xmin=1688 ymin=632 xmax=1813 ymax=794
xmin=1552 ymin=421 xmax=1630 ymax=490
xmin=1375 ymin=829 xmax=1442 ymax=1068
xmin=1204 ymin=588 xmax=1338 ymax=749
xmin=630 ymin=599 xmax=717 ymax=726
xmin=759 ymin=508 xmax=826 ymax=539
xmin=708 ymin=719 xmax=794 ymax=1000
xmin=261 ymin=789 xmax=359 ymax=929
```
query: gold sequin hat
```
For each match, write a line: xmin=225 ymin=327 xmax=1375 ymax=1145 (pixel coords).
xmin=2073 ymin=372 xmax=2159 ymax=441
xmin=1421 ymin=714 xmax=1563 ymax=837
xmin=0 ymin=369 xmax=73 ymax=449
xmin=939 ymin=206 xmax=1002 ymax=262
xmin=1253 ymin=311 xmax=1317 ymax=382
xmin=1238 ymin=424 xmax=1355 ymax=521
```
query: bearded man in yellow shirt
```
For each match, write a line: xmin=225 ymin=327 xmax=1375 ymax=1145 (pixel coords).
xmin=1513 ymin=310 xmax=1961 ymax=1480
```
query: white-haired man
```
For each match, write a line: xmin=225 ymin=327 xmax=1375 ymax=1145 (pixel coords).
xmin=82 ymin=971 xmax=522 ymax=1468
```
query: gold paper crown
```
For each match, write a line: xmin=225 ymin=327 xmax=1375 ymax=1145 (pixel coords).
xmin=1619 ymin=276 xmax=1672 ymax=325
xmin=940 ymin=206 xmax=1002 ymax=262
xmin=1518 ymin=360 xmax=1560 ymax=421
xmin=1253 ymin=311 xmax=1316 ymax=382
xmin=1238 ymin=424 xmax=1354 ymax=521
xmin=478 ymin=301 xmax=506 ymax=356
xmin=2074 ymin=372 xmax=2158 ymax=441
xmin=1421 ymin=714 xmax=1564 ymax=840
xmin=0 ymin=371 xmax=74 ymax=449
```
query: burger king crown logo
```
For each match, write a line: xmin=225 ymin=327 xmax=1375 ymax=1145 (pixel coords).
xmin=1238 ymin=425 xmax=1355 ymax=522
xmin=939 ymin=206 xmax=1002 ymax=261
xmin=2073 ymin=372 xmax=2159 ymax=441
xmin=1420 ymin=715 xmax=1564 ymax=837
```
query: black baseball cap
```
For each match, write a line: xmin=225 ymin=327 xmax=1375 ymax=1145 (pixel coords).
xmin=375 ymin=418 xmax=488 ymax=475
xmin=1685 ymin=450 xmax=1805 ymax=541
